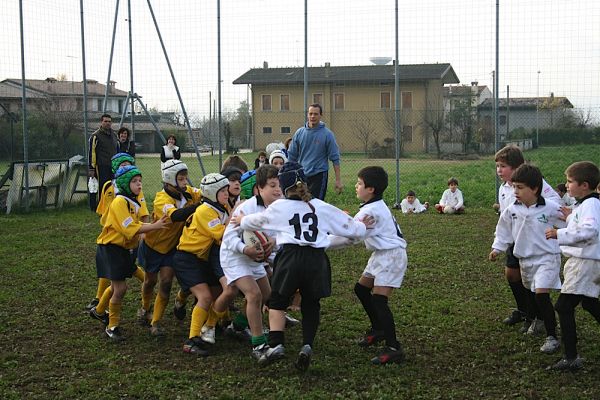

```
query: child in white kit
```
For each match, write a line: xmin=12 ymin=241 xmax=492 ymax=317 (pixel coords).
xmin=489 ymin=164 xmax=565 ymax=354
xmin=545 ymin=161 xmax=600 ymax=371
xmin=400 ymin=190 xmax=428 ymax=214
xmin=434 ymin=177 xmax=464 ymax=214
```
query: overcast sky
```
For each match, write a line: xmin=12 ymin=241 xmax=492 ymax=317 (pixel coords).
xmin=4 ymin=0 xmax=599 ymax=117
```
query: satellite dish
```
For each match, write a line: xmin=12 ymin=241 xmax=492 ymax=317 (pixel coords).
xmin=369 ymin=57 xmax=392 ymax=65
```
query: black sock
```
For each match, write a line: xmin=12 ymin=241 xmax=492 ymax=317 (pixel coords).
xmin=300 ymin=298 xmax=321 ymax=347
xmin=555 ymin=294 xmax=580 ymax=359
xmin=268 ymin=330 xmax=284 ymax=347
xmin=525 ymin=290 xmax=539 ymax=321
xmin=581 ymin=297 xmax=600 ymax=324
xmin=535 ymin=292 xmax=556 ymax=337
xmin=354 ymin=283 xmax=381 ymax=331
xmin=372 ymin=294 xmax=400 ymax=350
xmin=508 ymin=280 xmax=528 ymax=313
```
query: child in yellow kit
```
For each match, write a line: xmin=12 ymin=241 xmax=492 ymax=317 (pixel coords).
xmin=172 ymin=173 xmax=231 ymax=356
xmin=95 ymin=166 xmax=169 ymax=341
xmin=138 ymin=160 xmax=202 ymax=336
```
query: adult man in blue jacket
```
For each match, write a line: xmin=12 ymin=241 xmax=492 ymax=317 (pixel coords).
xmin=288 ymin=104 xmax=343 ymax=200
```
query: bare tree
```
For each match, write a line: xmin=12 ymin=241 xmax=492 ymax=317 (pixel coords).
xmin=423 ymin=106 xmax=446 ymax=159
xmin=354 ymin=117 xmax=375 ymax=156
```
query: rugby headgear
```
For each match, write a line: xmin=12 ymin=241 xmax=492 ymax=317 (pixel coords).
xmin=240 ymin=169 xmax=257 ymax=199
xmin=115 ymin=165 xmax=142 ymax=197
xmin=111 ymin=152 xmax=135 ymax=174
xmin=220 ymin=166 xmax=243 ymax=182
xmin=199 ymin=173 xmax=229 ymax=203
xmin=278 ymin=161 xmax=306 ymax=195
xmin=162 ymin=159 xmax=188 ymax=187
xmin=269 ymin=149 xmax=288 ymax=165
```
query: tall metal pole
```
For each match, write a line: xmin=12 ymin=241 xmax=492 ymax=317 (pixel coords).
xmin=80 ymin=0 xmax=91 ymax=210
xmin=494 ymin=0 xmax=500 ymax=197
xmin=146 ymin=0 xmax=205 ymax=174
xmin=393 ymin=0 xmax=401 ymax=208
xmin=208 ymin=91 xmax=212 ymax=151
xmin=103 ymin=0 xmax=120 ymax=113
xmin=303 ymin=0 xmax=308 ymax=118
xmin=217 ymin=0 xmax=223 ymax=167
xmin=127 ymin=0 xmax=135 ymax=138
xmin=536 ymin=70 xmax=540 ymax=147
xmin=18 ymin=0 xmax=29 ymax=211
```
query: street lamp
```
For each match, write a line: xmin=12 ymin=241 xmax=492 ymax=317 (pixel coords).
xmin=536 ymin=70 xmax=540 ymax=147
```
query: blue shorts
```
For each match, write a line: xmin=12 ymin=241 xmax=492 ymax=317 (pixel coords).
xmin=172 ymin=250 xmax=219 ymax=292
xmin=139 ymin=240 xmax=175 ymax=274
xmin=208 ymin=244 xmax=224 ymax=280
xmin=97 ymin=244 xmax=137 ymax=281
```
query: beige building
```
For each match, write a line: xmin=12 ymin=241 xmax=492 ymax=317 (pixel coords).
xmin=234 ymin=62 xmax=459 ymax=153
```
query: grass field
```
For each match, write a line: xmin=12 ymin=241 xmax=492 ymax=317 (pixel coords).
xmin=1 ymin=145 xmax=600 ymax=399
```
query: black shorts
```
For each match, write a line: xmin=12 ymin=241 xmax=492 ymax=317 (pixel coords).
xmin=208 ymin=244 xmax=224 ymax=280
xmin=172 ymin=250 xmax=219 ymax=292
xmin=271 ymin=244 xmax=331 ymax=300
xmin=506 ymin=244 xmax=519 ymax=269
xmin=139 ymin=240 xmax=175 ymax=274
xmin=95 ymin=245 xmax=110 ymax=279
xmin=97 ymin=244 xmax=137 ymax=281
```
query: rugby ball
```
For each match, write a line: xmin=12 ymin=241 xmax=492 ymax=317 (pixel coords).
xmin=443 ymin=205 xmax=455 ymax=214
xmin=242 ymin=230 xmax=270 ymax=261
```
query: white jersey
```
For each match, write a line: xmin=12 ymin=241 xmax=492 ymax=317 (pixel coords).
xmin=498 ymin=178 xmax=560 ymax=213
xmin=220 ymin=196 xmax=278 ymax=271
xmin=355 ymin=199 xmax=406 ymax=251
xmin=492 ymin=198 xmax=564 ymax=258
xmin=557 ymin=194 xmax=600 ymax=260
xmin=439 ymin=188 xmax=464 ymax=210
xmin=400 ymin=198 xmax=427 ymax=214
xmin=239 ymin=198 xmax=367 ymax=248
xmin=559 ymin=193 xmax=576 ymax=208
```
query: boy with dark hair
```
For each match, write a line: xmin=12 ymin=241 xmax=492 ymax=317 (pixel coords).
xmin=490 ymin=164 xmax=565 ymax=354
xmin=220 ymin=164 xmax=280 ymax=361
xmin=493 ymin=145 xmax=560 ymax=330
xmin=350 ymin=166 xmax=407 ymax=364
xmin=545 ymin=161 xmax=600 ymax=370
xmin=434 ymin=177 xmax=464 ymax=214
xmin=400 ymin=190 xmax=428 ymax=214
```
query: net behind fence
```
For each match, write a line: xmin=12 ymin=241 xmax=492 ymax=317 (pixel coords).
xmin=1 ymin=0 xmax=599 ymax=212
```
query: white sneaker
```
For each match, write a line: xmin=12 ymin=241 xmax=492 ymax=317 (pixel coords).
xmin=201 ymin=326 xmax=216 ymax=344
xmin=540 ymin=336 xmax=560 ymax=354
xmin=526 ymin=319 xmax=546 ymax=336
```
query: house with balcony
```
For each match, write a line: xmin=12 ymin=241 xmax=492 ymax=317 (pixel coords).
xmin=233 ymin=62 xmax=459 ymax=153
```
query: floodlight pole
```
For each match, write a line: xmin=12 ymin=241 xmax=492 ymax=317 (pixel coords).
xmin=217 ymin=0 xmax=223 ymax=167
xmin=127 ymin=0 xmax=135 ymax=139
xmin=494 ymin=0 xmax=500 ymax=199
xmin=392 ymin=0 xmax=401 ymax=209
xmin=303 ymin=0 xmax=308 ymax=118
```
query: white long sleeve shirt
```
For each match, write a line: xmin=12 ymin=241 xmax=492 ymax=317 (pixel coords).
xmin=400 ymin=198 xmax=427 ymax=214
xmin=220 ymin=196 xmax=278 ymax=269
xmin=239 ymin=198 xmax=367 ymax=248
xmin=557 ymin=194 xmax=600 ymax=260
xmin=498 ymin=178 xmax=560 ymax=213
xmin=492 ymin=197 xmax=564 ymax=258
xmin=439 ymin=188 xmax=464 ymax=210
xmin=355 ymin=199 xmax=406 ymax=251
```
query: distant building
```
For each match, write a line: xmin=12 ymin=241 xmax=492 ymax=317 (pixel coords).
xmin=234 ymin=62 xmax=459 ymax=153
xmin=0 ymin=78 xmax=128 ymax=115
xmin=478 ymin=95 xmax=574 ymax=140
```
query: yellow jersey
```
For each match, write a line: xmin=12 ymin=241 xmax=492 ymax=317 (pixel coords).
xmin=177 ymin=202 xmax=229 ymax=260
xmin=96 ymin=195 xmax=145 ymax=250
xmin=144 ymin=186 xmax=202 ymax=254
xmin=96 ymin=180 xmax=149 ymax=226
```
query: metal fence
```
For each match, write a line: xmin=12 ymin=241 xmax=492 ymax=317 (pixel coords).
xmin=1 ymin=0 xmax=599 ymax=212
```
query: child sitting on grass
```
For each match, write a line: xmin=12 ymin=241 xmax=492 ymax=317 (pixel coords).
xmin=434 ymin=177 xmax=464 ymax=214
xmin=400 ymin=190 xmax=428 ymax=214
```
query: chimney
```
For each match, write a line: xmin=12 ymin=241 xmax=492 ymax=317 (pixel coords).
xmin=471 ymin=81 xmax=478 ymax=86
xmin=263 ymin=61 xmax=268 ymax=69
xmin=108 ymin=80 xmax=116 ymax=94
xmin=324 ymin=62 xmax=330 ymax=78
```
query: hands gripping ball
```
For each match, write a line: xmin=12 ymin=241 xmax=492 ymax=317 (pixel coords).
xmin=242 ymin=230 xmax=270 ymax=262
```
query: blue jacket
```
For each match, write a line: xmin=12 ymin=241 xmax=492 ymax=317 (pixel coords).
xmin=287 ymin=121 xmax=341 ymax=177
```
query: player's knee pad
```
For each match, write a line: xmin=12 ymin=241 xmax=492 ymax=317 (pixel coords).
xmin=268 ymin=291 xmax=290 ymax=310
